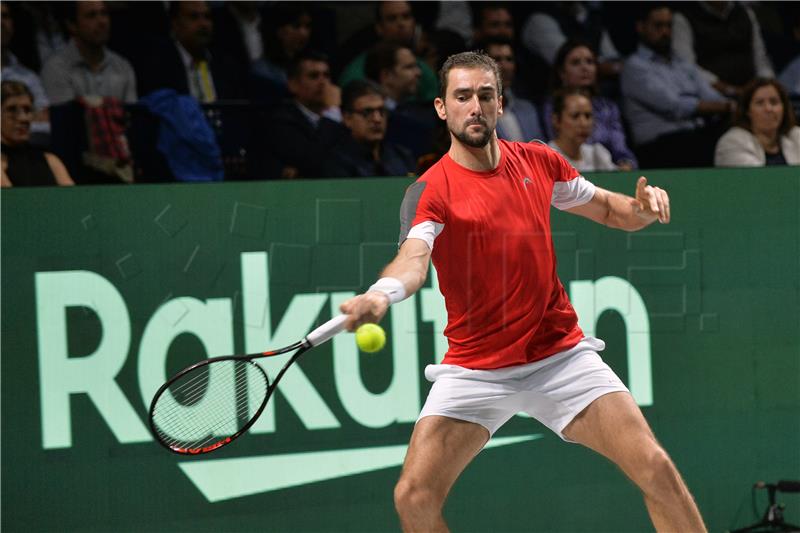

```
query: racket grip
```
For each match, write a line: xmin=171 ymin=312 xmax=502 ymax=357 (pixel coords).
xmin=305 ymin=314 xmax=349 ymax=347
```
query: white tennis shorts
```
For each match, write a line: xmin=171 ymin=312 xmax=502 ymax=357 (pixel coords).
xmin=418 ymin=337 xmax=630 ymax=442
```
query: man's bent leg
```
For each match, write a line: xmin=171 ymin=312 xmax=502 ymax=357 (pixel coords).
xmin=395 ymin=415 xmax=489 ymax=533
xmin=563 ymin=392 xmax=707 ymax=533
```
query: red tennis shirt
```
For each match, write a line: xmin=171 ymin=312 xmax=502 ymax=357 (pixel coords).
xmin=399 ymin=140 xmax=595 ymax=370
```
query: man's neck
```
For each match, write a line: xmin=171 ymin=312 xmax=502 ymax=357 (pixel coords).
xmin=75 ymin=39 xmax=105 ymax=70
xmin=448 ymin=134 xmax=501 ymax=171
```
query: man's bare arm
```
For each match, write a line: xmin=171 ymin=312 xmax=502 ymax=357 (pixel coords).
xmin=339 ymin=238 xmax=432 ymax=330
xmin=565 ymin=176 xmax=670 ymax=231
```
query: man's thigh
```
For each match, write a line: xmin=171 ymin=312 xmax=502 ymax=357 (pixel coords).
xmin=562 ymin=391 xmax=661 ymax=476
xmin=399 ymin=415 xmax=490 ymax=493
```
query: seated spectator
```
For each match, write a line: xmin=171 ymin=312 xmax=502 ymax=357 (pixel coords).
xmin=326 ymin=80 xmax=416 ymax=177
xmin=1 ymin=80 xmax=73 ymax=186
xmin=40 ymin=1 xmax=136 ymax=106
xmin=546 ymin=88 xmax=617 ymax=172
xmin=339 ymin=1 xmax=438 ymax=103
xmin=365 ymin=41 xmax=421 ymax=110
xmin=672 ymin=2 xmax=774 ymax=98
xmin=471 ymin=2 xmax=514 ymax=44
xmin=621 ymin=3 xmax=734 ymax=168
xmin=1 ymin=2 xmax=50 ymax=137
xmin=136 ymin=1 xmax=242 ymax=101
xmin=250 ymin=51 xmax=345 ymax=179
xmin=715 ymin=78 xmax=800 ymax=167
xmin=249 ymin=3 xmax=312 ymax=95
xmin=481 ymin=37 xmax=543 ymax=142
xmin=544 ymin=39 xmax=636 ymax=168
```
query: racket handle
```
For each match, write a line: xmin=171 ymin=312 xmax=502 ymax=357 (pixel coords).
xmin=305 ymin=314 xmax=349 ymax=347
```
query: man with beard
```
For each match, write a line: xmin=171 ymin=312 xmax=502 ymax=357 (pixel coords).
xmin=620 ymin=3 xmax=733 ymax=168
xmin=338 ymin=51 xmax=707 ymax=532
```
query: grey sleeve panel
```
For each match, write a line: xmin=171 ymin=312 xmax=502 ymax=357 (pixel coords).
xmin=398 ymin=181 xmax=428 ymax=248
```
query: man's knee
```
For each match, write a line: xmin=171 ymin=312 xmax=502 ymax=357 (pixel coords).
xmin=394 ymin=477 xmax=445 ymax=516
xmin=636 ymin=445 xmax=684 ymax=498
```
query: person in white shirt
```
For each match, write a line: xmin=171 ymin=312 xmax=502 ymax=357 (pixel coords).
xmin=715 ymin=78 xmax=800 ymax=167
xmin=547 ymin=87 xmax=617 ymax=172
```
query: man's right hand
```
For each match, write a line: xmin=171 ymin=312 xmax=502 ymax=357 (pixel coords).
xmin=339 ymin=291 xmax=391 ymax=331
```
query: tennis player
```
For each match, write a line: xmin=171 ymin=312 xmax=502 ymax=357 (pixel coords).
xmin=340 ymin=51 xmax=706 ymax=532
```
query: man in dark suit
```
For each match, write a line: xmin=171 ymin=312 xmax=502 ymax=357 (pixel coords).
xmin=136 ymin=1 xmax=243 ymax=101
xmin=325 ymin=80 xmax=416 ymax=178
xmin=249 ymin=50 xmax=345 ymax=179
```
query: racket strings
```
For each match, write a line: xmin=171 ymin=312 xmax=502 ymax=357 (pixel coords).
xmin=151 ymin=360 xmax=268 ymax=451
xmin=153 ymin=363 xmax=257 ymax=428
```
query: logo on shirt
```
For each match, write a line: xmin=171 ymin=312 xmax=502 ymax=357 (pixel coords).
xmin=522 ymin=176 xmax=533 ymax=186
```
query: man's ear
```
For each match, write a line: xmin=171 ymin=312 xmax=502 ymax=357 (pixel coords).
xmin=497 ymin=93 xmax=504 ymax=116
xmin=434 ymin=97 xmax=446 ymax=120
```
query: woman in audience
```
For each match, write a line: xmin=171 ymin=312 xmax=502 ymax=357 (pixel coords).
xmin=1 ymin=80 xmax=73 ymax=187
xmin=547 ymin=88 xmax=618 ymax=172
xmin=715 ymin=79 xmax=800 ymax=167
xmin=545 ymin=39 xmax=636 ymax=170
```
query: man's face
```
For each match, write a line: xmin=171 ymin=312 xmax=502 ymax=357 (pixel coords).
xmin=376 ymin=1 xmax=415 ymax=46
xmin=288 ymin=60 xmax=331 ymax=110
xmin=276 ymin=13 xmax=312 ymax=57
xmin=435 ymin=67 xmax=502 ymax=149
xmin=638 ymin=7 xmax=672 ymax=56
xmin=173 ymin=1 xmax=213 ymax=53
xmin=384 ymin=48 xmax=421 ymax=99
xmin=70 ymin=1 xmax=110 ymax=47
xmin=475 ymin=8 xmax=514 ymax=40
xmin=344 ymin=93 xmax=387 ymax=144
xmin=486 ymin=44 xmax=515 ymax=89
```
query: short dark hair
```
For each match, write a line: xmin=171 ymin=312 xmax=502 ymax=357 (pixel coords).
xmin=1 ymin=80 xmax=34 ymax=103
xmin=364 ymin=41 xmax=406 ymax=83
xmin=734 ymin=78 xmax=796 ymax=136
xmin=473 ymin=35 xmax=515 ymax=54
xmin=438 ymin=50 xmax=502 ymax=99
xmin=551 ymin=87 xmax=592 ymax=117
xmin=286 ymin=50 xmax=329 ymax=80
xmin=341 ymin=79 xmax=386 ymax=112
xmin=471 ymin=1 xmax=511 ymax=28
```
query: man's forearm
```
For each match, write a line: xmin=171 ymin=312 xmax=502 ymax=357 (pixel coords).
xmin=381 ymin=247 xmax=430 ymax=297
xmin=604 ymin=191 xmax=657 ymax=232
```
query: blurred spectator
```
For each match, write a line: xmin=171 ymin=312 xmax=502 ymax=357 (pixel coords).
xmin=673 ymin=2 xmax=774 ymax=98
xmin=40 ymin=1 xmax=136 ymax=105
xmin=472 ymin=2 xmax=514 ymax=43
xmin=779 ymin=56 xmax=800 ymax=97
xmin=339 ymin=1 xmax=438 ymax=103
xmin=136 ymin=1 xmax=242 ymax=101
xmin=621 ymin=4 xmax=733 ymax=168
xmin=715 ymin=78 xmax=800 ymax=166
xmin=544 ymin=39 xmax=636 ymax=169
xmin=419 ymin=29 xmax=466 ymax=75
xmin=12 ymin=2 xmax=67 ymax=72
xmin=1 ymin=80 xmax=73 ymax=187
xmin=365 ymin=41 xmax=421 ymax=109
xmin=481 ymin=37 xmax=543 ymax=142
xmin=521 ymin=2 xmax=622 ymax=80
xmin=248 ymin=3 xmax=312 ymax=95
xmin=326 ymin=79 xmax=416 ymax=177
xmin=546 ymin=88 xmax=617 ymax=172
xmin=251 ymin=51 xmax=345 ymax=179
xmin=1 ymin=2 xmax=50 ymax=136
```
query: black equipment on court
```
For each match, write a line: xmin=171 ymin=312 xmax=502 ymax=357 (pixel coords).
xmin=729 ymin=480 xmax=800 ymax=532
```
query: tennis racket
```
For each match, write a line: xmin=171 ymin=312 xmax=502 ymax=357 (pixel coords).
xmin=148 ymin=314 xmax=348 ymax=455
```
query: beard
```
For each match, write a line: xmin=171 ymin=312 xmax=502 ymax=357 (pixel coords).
xmin=452 ymin=118 xmax=493 ymax=148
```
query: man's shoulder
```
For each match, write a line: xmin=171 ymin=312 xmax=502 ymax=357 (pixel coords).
xmin=105 ymin=48 xmax=135 ymax=71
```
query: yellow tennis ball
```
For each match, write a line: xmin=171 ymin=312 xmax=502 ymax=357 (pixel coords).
xmin=355 ymin=323 xmax=386 ymax=353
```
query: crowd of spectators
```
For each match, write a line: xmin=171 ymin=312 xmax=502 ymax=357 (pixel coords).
xmin=1 ymin=0 xmax=799 ymax=187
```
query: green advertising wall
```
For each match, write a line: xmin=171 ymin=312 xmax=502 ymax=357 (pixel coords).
xmin=2 ymin=167 xmax=799 ymax=532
